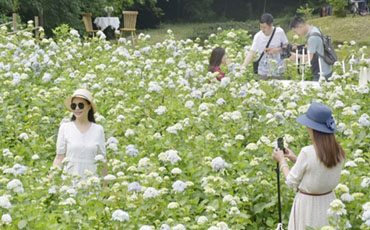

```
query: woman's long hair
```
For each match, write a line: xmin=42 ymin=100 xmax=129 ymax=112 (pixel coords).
xmin=208 ymin=47 xmax=225 ymax=72
xmin=71 ymin=99 xmax=96 ymax=123
xmin=312 ymin=130 xmax=345 ymax=168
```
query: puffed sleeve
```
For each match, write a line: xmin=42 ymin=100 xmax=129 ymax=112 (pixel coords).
xmin=286 ymin=147 xmax=308 ymax=191
xmin=56 ymin=123 xmax=66 ymax=155
xmin=97 ymin=125 xmax=106 ymax=156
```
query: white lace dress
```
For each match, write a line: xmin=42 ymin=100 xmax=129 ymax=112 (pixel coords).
xmin=56 ymin=121 xmax=106 ymax=179
xmin=286 ymin=145 xmax=343 ymax=230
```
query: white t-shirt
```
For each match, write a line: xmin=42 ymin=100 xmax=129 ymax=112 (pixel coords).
xmin=56 ymin=121 xmax=106 ymax=178
xmin=251 ymin=27 xmax=289 ymax=76
xmin=251 ymin=27 xmax=288 ymax=54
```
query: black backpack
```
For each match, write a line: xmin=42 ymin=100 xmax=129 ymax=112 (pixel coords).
xmin=308 ymin=30 xmax=338 ymax=65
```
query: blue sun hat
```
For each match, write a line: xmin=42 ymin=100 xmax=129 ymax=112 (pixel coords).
xmin=296 ymin=102 xmax=337 ymax=133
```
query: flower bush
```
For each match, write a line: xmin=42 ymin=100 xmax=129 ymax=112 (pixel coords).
xmin=0 ymin=24 xmax=369 ymax=229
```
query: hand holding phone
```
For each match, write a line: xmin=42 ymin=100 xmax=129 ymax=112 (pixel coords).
xmin=277 ymin=137 xmax=287 ymax=154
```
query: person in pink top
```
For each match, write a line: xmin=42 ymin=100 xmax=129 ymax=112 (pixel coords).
xmin=208 ymin=47 xmax=230 ymax=81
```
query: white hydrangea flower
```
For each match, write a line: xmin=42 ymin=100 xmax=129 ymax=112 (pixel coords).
xmin=1 ymin=214 xmax=12 ymax=223
xmin=333 ymin=100 xmax=345 ymax=109
xmin=161 ymin=224 xmax=171 ymax=230
xmin=361 ymin=177 xmax=370 ymax=188
xmin=140 ymin=226 xmax=154 ymax=230
xmin=173 ymin=224 xmax=186 ymax=230
xmin=126 ymin=144 xmax=139 ymax=157
xmin=0 ymin=195 xmax=12 ymax=209
xmin=185 ymin=100 xmax=194 ymax=108
xmin=171 ymin=168 xmax=182 ymax=174
xmin=344 ymin=161 xmax=357 ymax=168
xmin=362 ymin=202 xmax=370 ymax=226
xmin=222 ymin=194 xmax=237 ymax=205
xmin=111 ymin=209 xmax=129 ymax=222
xmin=96 ymin=31 xmax=106 ymax=39
xmin=246 ymin=143 xmax=258 ymax=151
xmin=7 ymin=179 xmax=24 ymax=193
xmin=5 ymin=164 xmax=27 ymax=175
xmin=197 ymin=216 xmax=208 ymax=224
xmin=216 ymin=98 xmax=226 ymax=105
xmin=148 ymin=81 xmax=162 ymax=93
xmin=211 ymin=157 xmax=227 ymax=172
xmin=259 ymin=136 xmax=271 ymax=145
xmin=327 ymin=199 xmax=347 ymax=216
xmin=31 ymin=154 xmax=40 ymax=160
xmin=60 ymin=198 xmax=76 ymax=205
xmin=155 ymin=106 xmax=167 ymax=115
xmin=48 ymin=186 xmax=58 ymax=194
xmin=227 ymin=31 xmax=236 ymax=38
xmin=340 ymin=193 xmax=354 ymax=203
xmin=153 ymin=133 xmax=162 ymax=139
xmin=125 ymin=129 xmax=135 ymax=137
xmin=104 ymin=174 xmax=116 ymax=181
xmin=159 ymin=149 xmax=181 ymax=165
xmin=94 ymin=154 xmax=106 ymax=162
xmin=42 ymin=73 xmax=52 ymax=82
xmin=69 ymin=29 xmax=79 ymax=37
xmin=19 ymin=132 xmax=29 ymax=140
xmin=143 ymin=187 xmax=159 ymax=199
xmin=166 ymin=123 xmax=183 ymax=134
xmin=172 ymin=180 xmax=187 ymax=193
xmin=229 ymin=206 xmax=240 ymax=215
xmin=230 ymin=111 xmax=242 ymax=120
xmin=138 ymin=157 xmax=151 ymax=168
xmin=220 ymin=77 xmax=230 ymax=88
xmin=106 ymin=136 xmax=119 ymax=145
xmin=335 ymin=183 xmax=349 ymax=194
xmin=358 ymin=114 xmax=370 ymax=127
xmin=198 ymin=103 xmax=209 ymax=112
xmin=167 ymin=202 xmax=179 ymax=209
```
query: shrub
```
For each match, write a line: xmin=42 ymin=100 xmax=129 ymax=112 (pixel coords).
xmin=328 ymin=0 xmax=348 ymax=17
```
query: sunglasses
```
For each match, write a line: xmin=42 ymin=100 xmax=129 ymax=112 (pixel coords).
xmin=71 ymin=102 xmax=85 ymax=110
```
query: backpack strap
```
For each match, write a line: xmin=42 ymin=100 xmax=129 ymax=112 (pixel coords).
xmin=307 ymin=31 xmax=325 ymax=58
xmin=256 ymin=27 xmax=277 ymax=64
xmin=308 ymin=32 xmax=323 ymax=40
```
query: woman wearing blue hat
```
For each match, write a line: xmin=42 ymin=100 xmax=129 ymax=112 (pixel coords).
xmin=273 ymin=102 xmax=345 ymax=230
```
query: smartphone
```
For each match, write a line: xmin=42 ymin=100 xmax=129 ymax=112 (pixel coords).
xmin=277 ymin=137 xmax=287 ymax=154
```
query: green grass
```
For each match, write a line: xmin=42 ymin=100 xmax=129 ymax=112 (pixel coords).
xmin=139 ymin=15 xmax=370 ymax=46
xmin=138 ymin=23 xmax=206 ymax=44
xmin=137 ymin=21 xmax=261 ymax=44
xmin=307 ymin=15 xmax=370 ymax=46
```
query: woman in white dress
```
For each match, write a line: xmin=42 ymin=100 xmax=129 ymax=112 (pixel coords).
xmin=273 ymin=102 xmax=345 ymax=230
xmin=52 ymin=89 xmax=107 ymax=180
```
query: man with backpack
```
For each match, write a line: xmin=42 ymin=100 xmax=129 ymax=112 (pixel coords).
xmin=289 ymin=16 xmax=336 ymax=81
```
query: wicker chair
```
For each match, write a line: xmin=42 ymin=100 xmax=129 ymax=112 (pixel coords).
xmin=82 ymin=13 xmax=99 ymax=38
xmin=120 ymin=11 xmax=138 ymax=44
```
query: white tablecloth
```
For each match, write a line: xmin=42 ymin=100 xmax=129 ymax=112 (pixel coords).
xmin=94 ymin=17 xmax=120 ymax=31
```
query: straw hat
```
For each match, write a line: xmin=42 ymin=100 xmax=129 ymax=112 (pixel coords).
xmin=64 ymin=89 xmax=97 ymax=113
xmin=296 ymin=102 xmax=336 ymax=134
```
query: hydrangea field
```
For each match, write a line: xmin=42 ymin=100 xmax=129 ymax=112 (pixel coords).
xmin=0 ymin=22 xmax=369 ymax=229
